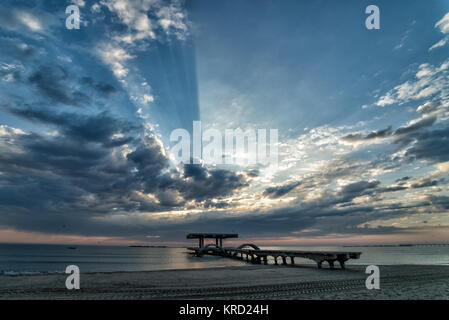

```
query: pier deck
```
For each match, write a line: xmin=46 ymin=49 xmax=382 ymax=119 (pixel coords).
xmin=186 ymin=234 xmax=361 ymax=269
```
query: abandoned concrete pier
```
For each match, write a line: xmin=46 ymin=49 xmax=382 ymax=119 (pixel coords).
xmin=187 ymin=233 xmax=361 ymax=269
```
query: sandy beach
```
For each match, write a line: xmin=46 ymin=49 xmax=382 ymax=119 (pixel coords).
xmin=1 ymin=264 xmax=448 ymax=300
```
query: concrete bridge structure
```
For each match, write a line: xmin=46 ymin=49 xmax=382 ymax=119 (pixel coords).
xmin=186 ymin=233 xmax=361 ymax=269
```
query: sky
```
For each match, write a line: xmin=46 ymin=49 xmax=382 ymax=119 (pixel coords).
xmin=0 ymin=0 xmax=449 ymax=246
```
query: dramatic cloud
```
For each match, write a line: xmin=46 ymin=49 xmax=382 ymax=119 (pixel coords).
xmin=28 ymin=65 xmax=91 ymax=107
xmin=0 ymin=111 xmax=249 ymax=236
xmin=0 ymin=1 xmax=448 ymax=244
xmin=404 ymin=126 xmax=449 ymax=163
xmin=263 ymin=181 xmax=302 ymax=199
xmin=342 ymin=126 xmax=393 ymax=142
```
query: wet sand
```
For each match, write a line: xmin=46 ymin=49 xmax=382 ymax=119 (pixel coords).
xmin=1 ymin=264 xmax=448 ymax=300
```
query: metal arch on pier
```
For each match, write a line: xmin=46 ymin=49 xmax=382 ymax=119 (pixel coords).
xmin=236 ymin=243 xmax=260 ymax=251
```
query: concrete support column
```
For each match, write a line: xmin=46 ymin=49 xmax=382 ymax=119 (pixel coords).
xmin=282 ymin=256 xmax=287 ymax=265
xmin=274 ymin=256 xmax=278 ymax=265
xmin=339 ymin=260 xmax=346 ymax=269
xmin=290 ymin=257 xmax=295 ymax=265
xmin=317 ymin=261 xmax=323 ymax=269
xmin=263 ymin=256 xmax=268 ymax=265
xmin=328 ymin=260 xmax=335 ymax=269
xmin=198 ymin=237 xmax=204 ymax=248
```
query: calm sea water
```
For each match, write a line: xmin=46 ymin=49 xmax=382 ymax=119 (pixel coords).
xmin=0 ymin=243 xmax=448 ymax=274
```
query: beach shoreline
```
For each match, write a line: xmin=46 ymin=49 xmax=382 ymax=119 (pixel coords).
xmin=1 ymin=264 xmax=448 ymax=300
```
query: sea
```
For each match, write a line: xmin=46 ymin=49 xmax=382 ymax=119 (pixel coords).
xmin=1 ymin=243 xmax=448 ymax=275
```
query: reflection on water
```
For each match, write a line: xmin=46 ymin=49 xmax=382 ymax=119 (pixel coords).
xmin=1 ymin=243 xmax=448 ymax=274
xmin=0 ymin=244 xmax=244 ymax=274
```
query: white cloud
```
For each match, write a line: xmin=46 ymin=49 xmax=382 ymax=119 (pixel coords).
xmin=156 ymin=4 xmax=189 ymax=39
xmin=435 ymin=12 xmax=449 ymax=34
xmin=71 ymin=0 xmax=86 ymax=7
xmin=143 ymin=94 xmax=154 ymax=103
xmin=97 ymin=44 xmax=135 ymax=78
xmin=91 ymin=3 xmax=101 ymax=13
xmin=429 ymin=12 xmax=449 ymax=51
xmin=376 ymin=92 xmax=396 ymax=107
xmin=15 ymin=10 xmax=43 ymax=32
xmin=417 ymin=101 xmax=443 ymax=114
xmin=429 ymin=36 xmax=448 ymax=51
xmin=376 ymin=59 xmax=449 ymax=106
xmin=99 ymin=0 xmax=188 ymax=44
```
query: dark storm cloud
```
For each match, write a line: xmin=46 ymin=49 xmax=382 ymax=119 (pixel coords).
xmin=80 ymin=77 xmax=118 ymax=97
xmin=1 ymin=114 xmax=443 ymax=241
xmin=396 ymin=176 xmax=412 ymax=184
xmin=427 ymin=195 xmax=449 ymax=210
xmin=341 ymin=116 xmax=437 ymax=145
xmin=11 ymin=107 xmax=137 ymax=146
xmin=340 ymin=180 xmax=380 ymax=196
xmin=394 ymin=116 xmax=437 ymax=136
xmin=411 ymin=178 xmax=442 ymax=189
xmin=180 ymin=164 xmax=249 ymax=201
xmin=0 ymin=103 xmax=249 ymax=236
xmin=342 ymin=126 xmax=393 ymax=142
xmin=28 ymin=65 xmax=91 ymax=107
xmin=403 ymin=126 xmax=449 ymax=163
xmin=263 ymin=181 xmax=302 ymax=198
xmin=340 ymin=111 xmax=449 ymax=167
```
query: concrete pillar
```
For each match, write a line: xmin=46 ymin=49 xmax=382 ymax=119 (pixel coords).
xmin=216 ymin=238 xmax=219 ymax=247
xmin=274 ymin=257 xmax=278 ymax=265
xmin=246 ymin=254 xmax=249 ymax=262
xmin=290 ymin=257 xmax=295 ymax=265
xmin=219 ymin=238 xmax=223 ymax=247
xmin=339 ymin=260 xmax=346 ymax=269
xmin=328 ymin=260 xmax=335 ymax=269
xmin=317 ymin=261 xmax=323 ymax=269
xmin=282 ymin=256 xmax=287 ymax=265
